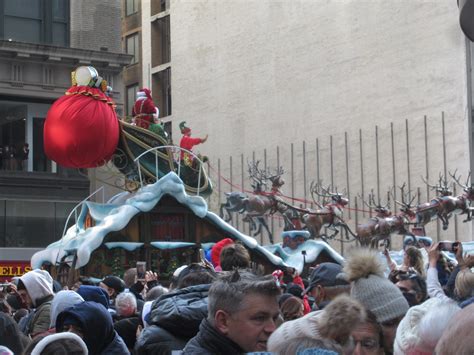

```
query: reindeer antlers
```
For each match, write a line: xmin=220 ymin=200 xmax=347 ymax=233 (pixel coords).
xmin=421 ymin=173 xmax=451 ymax=194
xmin=449 ymin=169 xmax=472 ymax=189
xmin=247 ymin=160 xmax=284 ymax=191
xmin=392 ymin=183 xmax=416 ymax=208
xmin=360 ymin=189 xmax=390 ymax=210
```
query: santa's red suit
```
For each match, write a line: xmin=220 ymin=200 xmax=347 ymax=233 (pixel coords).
xmin=132 ymin=88 xmax=159 ymax=129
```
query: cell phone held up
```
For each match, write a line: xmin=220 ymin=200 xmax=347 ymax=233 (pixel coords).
xmin=136 ymin=261 xmax=146 ymax=281
xmin=438 ymin=241 xmax=460 ymax=253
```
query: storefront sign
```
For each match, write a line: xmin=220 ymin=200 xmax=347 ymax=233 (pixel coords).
xmin=0 ymin=261 xmax=31 ymax=282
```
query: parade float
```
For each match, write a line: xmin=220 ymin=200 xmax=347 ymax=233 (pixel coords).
xmin=34 ymin=66 xmax=342 ymax=285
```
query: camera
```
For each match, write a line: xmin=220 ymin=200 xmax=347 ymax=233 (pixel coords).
xmin=438 ymin=241 xmax=460 ymax=252
xmin=136 ymin=261 xmax=146 ymax=281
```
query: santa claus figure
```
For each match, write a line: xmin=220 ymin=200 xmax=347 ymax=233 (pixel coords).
xmin=132 ymin=88 xmax=159 ymax=129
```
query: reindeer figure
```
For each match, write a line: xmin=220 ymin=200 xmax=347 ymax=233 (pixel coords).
xmin=355 ymin=191 xmax=392 ymax=247
xmin=219 ymin=161 xmax=289 ymax=243
xmin=300 ymin=181 xmax=350 ymax=241
xmin=449 ymin=170 xmax=474 ymax=223
xmin=416 ymin=174 xmax=456 ymax=230
xmin=356 ymin=185 xmax=416 ymax=248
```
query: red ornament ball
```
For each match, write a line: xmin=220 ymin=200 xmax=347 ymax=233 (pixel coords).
xmin=44 ymin=86 xmax=119 ymax=168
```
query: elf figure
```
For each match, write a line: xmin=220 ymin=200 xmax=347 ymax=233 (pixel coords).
xmin=132 ymin=88 xmax=159 ymax=129
xmin=179 ymin=121 xmax=208 ymax=167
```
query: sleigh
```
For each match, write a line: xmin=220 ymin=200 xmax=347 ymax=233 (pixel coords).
xmin=112 ymin=120 xmax=213 ymax=196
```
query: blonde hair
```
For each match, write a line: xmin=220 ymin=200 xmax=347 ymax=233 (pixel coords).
xmin=455 ymin=268 xmax=474 ymax=300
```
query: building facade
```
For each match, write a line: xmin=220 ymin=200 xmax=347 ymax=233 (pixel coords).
xmin=122 ymin=0 xmax=172 ymax=137
xmin=0 ymin=0 xmax=131 ymax=253
xmin=126 ymin=0 xmax=474 ymax=249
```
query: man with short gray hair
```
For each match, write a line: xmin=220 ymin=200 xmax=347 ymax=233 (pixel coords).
xmin=182 ymin=271 xmax=280 ymax=354
xmin=115 ymin=291 xmax=137 ymax=318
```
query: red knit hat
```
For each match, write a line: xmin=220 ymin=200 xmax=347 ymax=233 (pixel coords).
xmin=211 ymin=238 xmax=234 ymax=267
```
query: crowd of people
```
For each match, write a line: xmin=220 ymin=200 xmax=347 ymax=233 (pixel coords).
xmin=0 ymin=240 xmax=473 ymax=354
xmin=0 ymin=143 xmax=29 ymax=171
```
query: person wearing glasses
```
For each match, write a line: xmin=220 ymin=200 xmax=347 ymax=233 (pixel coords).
xmin=395 ymin=272 xmax=427 ymax=307
xmin=350 ymin=310 xmax=384 ymax=355
xmin=345 ymin=249 xmax=409 ymax=355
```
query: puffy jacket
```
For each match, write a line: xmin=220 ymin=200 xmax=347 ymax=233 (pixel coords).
xmin=182 ymin=318 xmax=245 ymax=355
xmin=135 ymin=284 xmax=210 ymax=354
xmin=26 ymin=294 xmax=53 ymax=337
xmin=101 ymin=332 xmax=130 ymax=355
xmin=135 ymin=325 xmax=188 ymax=355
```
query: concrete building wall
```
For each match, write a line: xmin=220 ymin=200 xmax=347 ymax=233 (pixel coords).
xmin=70 ymin=0 xmax=122 ymax=52
xmin=170 ymin=0 xmax=472 ymax=246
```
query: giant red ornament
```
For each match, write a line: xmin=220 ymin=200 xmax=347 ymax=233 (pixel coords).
xmin=44 ymin=85 xmax=119 ymax=168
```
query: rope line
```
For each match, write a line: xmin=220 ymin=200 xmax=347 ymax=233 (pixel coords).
xmin=208 ymin=163 xmax=374 ymax=215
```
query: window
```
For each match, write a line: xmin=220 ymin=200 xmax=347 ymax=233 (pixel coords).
xmin=1 ymin=0 xmax=70 ymax=46
xmin=126 ymin=33 xmax=139 ymax=64
xmin=152 ymin=68 xmax=171 ymax=117
xmin=33 ymin=118 xmax=54 ymax=173
xmin=126 ymin=0 xmax=138 ymax=16
xmin=151 ymin=15 xmax=170 ymax=67
xmin=1 ymin=200 xmax=77 ymax=248
xmin=126 ymin=84 xmax=139 ymax=117
xmin=0 ymin=104 xmax=26 ymax=172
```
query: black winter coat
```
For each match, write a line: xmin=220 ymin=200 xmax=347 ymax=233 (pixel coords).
xmin=182 ymin=318 xmax=245 ymax=355
xmin=135 ymin=284 xmax=210 ymax=355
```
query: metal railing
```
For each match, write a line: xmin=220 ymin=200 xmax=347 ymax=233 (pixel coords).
xmin=133 ymin=145 xmax=207 ymax=195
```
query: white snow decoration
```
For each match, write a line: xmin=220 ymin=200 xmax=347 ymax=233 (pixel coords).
xmin=104 ymin=242 xmax=144 ymax=251
xmin=263 ymin=240 xmax=344 ymax=273
xmin=150 ymin=242 xmax=196 ymax=249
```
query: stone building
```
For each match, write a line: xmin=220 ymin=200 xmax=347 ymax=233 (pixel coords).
xmin=0 ymin=0 xmax=131 ymax=255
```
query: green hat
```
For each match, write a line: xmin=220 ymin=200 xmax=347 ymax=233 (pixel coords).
xmin=179 ymin=121 xmax=191 ymax=134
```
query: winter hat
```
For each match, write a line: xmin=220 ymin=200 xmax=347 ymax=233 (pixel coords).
xmin=30 ymin=332 xmax=88 ymax=355
xmin=172 ymin=265 xmax=188 ymax=278
xmin=101 ymin=276 xmax=125 ymax=294
xmin=435 ymin=303 xmax=474 ymax=354
xmin=56 ymin=301 xmax=116 ymax=354
xmin=136 ymin=88 xmax=152 ymax=100
xmin=19 ymin=269 xmax=54 ymax=307
xmin=344 ymin=248 xmax=409 ymax=324
xmin=141 ymin=301 xmax=152 ymax=327
xmin=210 ymin=238 xmax=234 ymax=267
xmin=50 ymin=290 xmax=85 ymax=328
xmin=77 ymin=285 xmax=110 ymax=309
xmin=287 ymin=284 xmax=305 ymax=299
xmin=268 ymin=295 xmax=365 ymax=353
xmin=304 ymin=262 xmax=348 ymax=294
xmin=0 ymin=346 xmax=13 ymax=355
xmin=394 ymin=298 xmax=460 ymax=355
